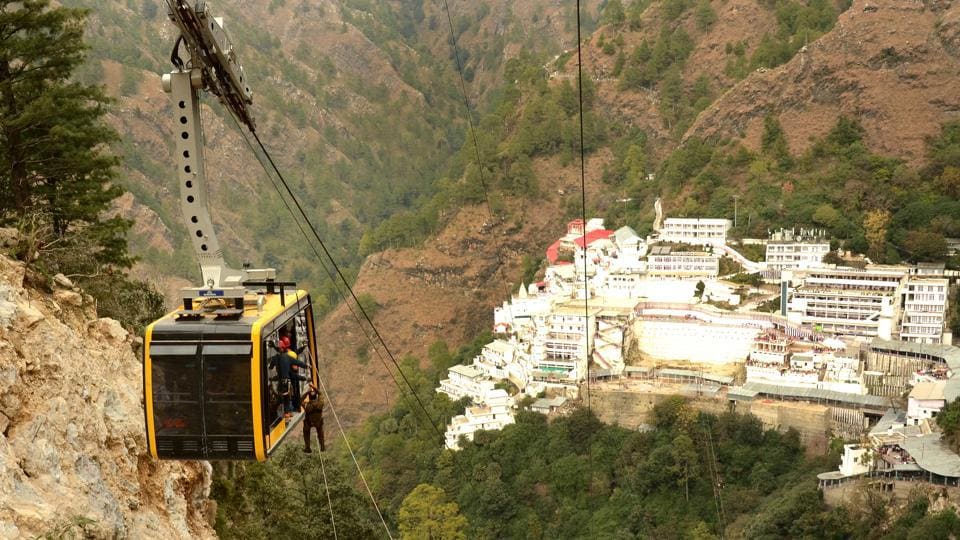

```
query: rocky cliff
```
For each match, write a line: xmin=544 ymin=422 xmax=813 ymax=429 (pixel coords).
xmin=0 ymin=251 xmax=215 ymax=539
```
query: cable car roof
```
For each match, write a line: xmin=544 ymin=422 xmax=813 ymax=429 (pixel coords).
xmin=151 ymin=289 xmax=308 ymax=331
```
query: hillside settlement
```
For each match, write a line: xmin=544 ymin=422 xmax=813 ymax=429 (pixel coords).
xmin=434 ymin=204 xmax=960 ymax=493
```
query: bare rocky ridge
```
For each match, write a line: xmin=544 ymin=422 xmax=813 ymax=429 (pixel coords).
xmin=0 ymin=252 xmax=215 ymax=539
xmin=686 ymin=0 xmax=960 ymax=164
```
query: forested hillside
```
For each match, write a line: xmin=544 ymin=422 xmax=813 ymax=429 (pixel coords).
xmin=213 ymin=347 xmax=960 ymax=539
xmin=319 ymin=0 xmax=960 ymax=426
xmin=62 ymin=0 xmax=600 ymax=308
xmin=6 ymin=0 xmax=960 ymax=537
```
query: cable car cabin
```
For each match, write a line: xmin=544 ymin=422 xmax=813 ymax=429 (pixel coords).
xmin=143 ymin=287 xmax=319 ymax=461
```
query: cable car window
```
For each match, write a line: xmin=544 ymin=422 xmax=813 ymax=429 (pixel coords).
xmin=263 ymin=332 xmax=287 ymax=431
xmin=203 ymin=355 xmax=251 ymax=436
xmin=152 ymin=356 xmax=202 ymax=436
xmin=294 ymin=309 xmax=310 ymax=361
xmin=204 ymin=343 xmax=252 ymax=356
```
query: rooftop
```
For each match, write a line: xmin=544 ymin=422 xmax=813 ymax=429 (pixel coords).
xmin=531 ymin=397 xmax=567 ymax=410
xmin=551 ymin=305 xmax=603 ymax=317
xmin=901 ymin=434 xmax=960 ymax=478
xmin=870 ymin=339 xmax=960 ymax=371
xmin=659 ymin=368 xmax=734 ymax=385
xmin=614 ymin=226 xmax=641 ymax=246
xmin=869 ymin=409 xmax=922 ymax=439
xmin=556 ymin=296 xmax=639 ymax=313
xmin=546 ymin=239 xmax=562 ymax=264
xmin=449 ymin=364 xmax=483 ymax=379
xmin=735 ymin=381 xmax=889 ymax=408
xmin=573 ymin=229 xmax=614 ymax=249
xmin=484 ymin=340 xmax=516 ymax=355
xmin=663 ymin=217 xmax=731 ymax=225
xmin=910 ymin=381 xmax=947 ymax=402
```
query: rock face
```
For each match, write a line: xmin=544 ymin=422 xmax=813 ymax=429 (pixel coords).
xmin=0 ymin=255 xmax=215 ymax=539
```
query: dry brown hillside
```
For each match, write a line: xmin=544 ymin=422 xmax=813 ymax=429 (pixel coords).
xmin=686 ymin=0 xmax=960 ymax=164
xmin=583 ymin=0 xmax=780 ymax=159
xmin=318 ymin=153 xmax=609 ymax=426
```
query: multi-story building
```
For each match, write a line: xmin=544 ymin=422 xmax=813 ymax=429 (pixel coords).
xmin=765 ymin=228 xmax=830 ymax=273
xmin=493 ymin=284 xmax=552 ymax=334
xmin=530 ymin=306 xmax=599 ymax=382
xmin=786 ymin=266 xmax=949 ymax=343
xmin=436 ymin=364 xmax=495 ymax=403
xmin=659 ymin=218 xmax=731 ymax=246
xmin=444 ymin=389 xmax=515 ymax=450
xmin=785 ymin=266 xmax=909 ymax=339
xmin=899 ymin=278 xmax=949 ymax=344
xmin=646 ymin=247 xmax=719 ymax=279
xmin=472 ymin=339 xmax=534 ymax=390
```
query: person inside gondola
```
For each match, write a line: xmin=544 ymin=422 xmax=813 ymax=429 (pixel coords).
xmin=289 ymin=362 xmax=308 ymax=415
xmin=268 ymin=336 xmax=308 ymax=417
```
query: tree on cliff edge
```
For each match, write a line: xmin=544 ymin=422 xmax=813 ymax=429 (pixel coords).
xmin=0 ymin=0 xmax=131 ymax=271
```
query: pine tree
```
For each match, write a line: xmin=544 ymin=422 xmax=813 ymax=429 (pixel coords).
xmin=0 ymin=0 xmax=130 ymax=269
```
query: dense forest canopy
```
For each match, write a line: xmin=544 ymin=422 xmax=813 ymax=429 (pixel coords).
xmin=212 ymin=340 xmax=960 ymax=539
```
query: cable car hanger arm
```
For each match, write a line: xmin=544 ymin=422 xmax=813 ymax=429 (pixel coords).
xmin=161 ymin=0 xmax=273 ymax=302
xmin=165 ymin=0 xmax=255 ymax=131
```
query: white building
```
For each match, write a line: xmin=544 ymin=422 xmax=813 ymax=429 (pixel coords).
xmin=786 ymin=266 xmax=949 ymax=343
xmin=660 ymin=218 xmax=731 ymax=246
xmin=436 ymin=364 xmax=496 ymax=403
xmin=612 ymin=226 xmax=647 ymax=271
xmin=907 ymin=381 xmax=947 ymax=426
xmin=765 ymin=228 xmax=830 ymax=272
xmin=493 ymin=284 xmax=553 ymax=334
xmin=785 ymin=266 xmax=909 ymax=339
xmin=647 ymin=247 xmax=719 ymax=279
xmin=900 ymin=278 xmax=949 ymax=344
xmin=839 ymin=444 xmax=872 ymax=477
xmin=595 ymin=268 xmax=644 ymax=298
xmin=530 ymin=306 xmax=599 ymax=382
xmin=473 ymin=339 xmax=535 ymax=390
xmin=743 ymin=334 xmax=867 ymax=393
xmin=444 ymin=389 xmax=515 ymax=450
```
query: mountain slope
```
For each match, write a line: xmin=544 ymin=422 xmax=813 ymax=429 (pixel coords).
xmin=64 ymin=0 xmax=598 ymax=309
xmin=319 ymin=153 xmax=609 ymax=425
xmin=318 ymin=0 xmax=960 ymax=424
xmin=686 ymin=0 xmax=960 ymax=164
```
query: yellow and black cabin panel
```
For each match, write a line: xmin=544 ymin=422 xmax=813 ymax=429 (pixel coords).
xmin=143 ymin=290 xmax=319 ymax=461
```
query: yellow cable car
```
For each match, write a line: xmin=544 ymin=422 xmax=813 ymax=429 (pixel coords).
xmin=144 ymin=283 xmax=319 ymax=461
xmin=144 ymin=4 xmax=323 ymax=461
